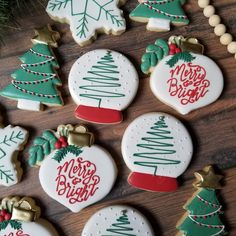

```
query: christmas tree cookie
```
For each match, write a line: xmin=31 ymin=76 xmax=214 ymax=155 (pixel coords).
xmin=0 ymin=123 xmax=28 ymax=187
xmin=0 ymin=25 xmax=63 ymax=111
xmin=176 ymin=165 xmax=226 ymax=236
xmin=0 ymin=196 xmax=58 ymax=235
xmin=141 ymin=36 xmax=224 ymax=115
xmin=130 ymin=0 xmax=189 ymax=32
xmin=82 ymin=205 xmax=154 ymax=235
xmin=122 ymin=112 xmax=193 ymax=192
xmin=69 ymin=49 xmax=139 ymax=124
xmin=28 ymin=124 xmax=117 ymax=213
xmin=46 ymin=0 xmax=126 ymax=46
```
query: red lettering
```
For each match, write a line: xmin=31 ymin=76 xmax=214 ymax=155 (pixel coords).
xmin=4 ymin=231 xmax=29 ymax=236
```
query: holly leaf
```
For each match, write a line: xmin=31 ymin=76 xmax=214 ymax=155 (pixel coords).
xmin=9 ymin=220 xmax=22 ymax=230
xmin=166 ymin=52 xmax=196 ymax=68
xmin=53 ymin=145 xmax=83 ymax=163
xmin=0 ymin=220 xmax=9 ymax=231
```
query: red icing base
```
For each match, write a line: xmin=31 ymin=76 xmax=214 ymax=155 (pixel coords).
xmin=75 ymin=105 xmax=123 ymax=124
xmin=128 ymin=172 xmax=178 ymax=192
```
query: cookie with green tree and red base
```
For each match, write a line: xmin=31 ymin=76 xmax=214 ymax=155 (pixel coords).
xmin=0 ymin=196 xmax=58 ymax=236
xmin=46 ymin=0 xmax=126 ymax=46
xmin=121 ymin=112 xmax=193 ymax=192
xmin=130 ymin=0 xmax=189 ymax=32
xmin=0 ymin=25 xmax=63 ymax=111
xmin=82 ymin=205 xmax=154 ymax=236
xmin=68 ymin=49 xmax=139 ymax=124
xmin=28 ymin=124 xmax=117 ymax=213
xmin=176 ymin=165 xmax=227 ymax=236
xmin=141 ymin=36 xmax=224 ymax=115
xmin=0 ymin=122 xmax=28 ymax=187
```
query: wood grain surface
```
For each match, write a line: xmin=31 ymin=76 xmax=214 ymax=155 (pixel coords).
xmin=0 ymin=0 xmax=236 ymax=235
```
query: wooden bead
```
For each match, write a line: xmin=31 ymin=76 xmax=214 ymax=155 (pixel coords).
xmin=198 ymin=0 xmax=210 ymax=8
xmin=209 ymin=15 xmax=221 ymax=27
xmin=203 ymin=5 xmax=215 ymax=18
xmin=227 ymin=42 xmax=236 ymax=54
xmin=214 ymin=24 xmax=226 ymax=36
xmin=220 ymin=33 xmax=233 ymax=45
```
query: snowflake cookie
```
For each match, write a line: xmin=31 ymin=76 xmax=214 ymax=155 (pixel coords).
xmin=141 ymin=36 xmax=224 ymax=115
xmin=82 ymin=205 xmax=154 ymax=236
xmin=122 ymin=112 xmax=193 ymax=192
xmin=46 ymin=0 xmax=126 ymax=46
xmin=0 ymin=196 xmax=58 ymax=235
xmin=0 ymin=124 xmax=28 ymax=187
xmin=69 ymin=49 xmax=139 ymax=124
xmin=28 ymin=124 xmax=117 ymax=213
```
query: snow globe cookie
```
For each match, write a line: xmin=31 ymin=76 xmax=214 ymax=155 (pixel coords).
xmin=141 ymin=36 xmax=224 ymax=115
xmin=130 ymin=0 xmax=189 ymax=32
xmin=46 ymin=0 xmax=126 ymax=46
xmin=0 ymin=196 xmax=58 ymax=236
xmin=0 ymin=25 xmax=63 ymax=111
xmin=122 ymin=112 xmax=193 ymax=192
xmin=82 ymin=205 xmax=154 ymax=236
xmin=0 ymin=123 xmax=28 ymax=187
xmin=69 ymin=49 xmax=139 ymax=124
xmin=28 ymin=124 xmax=117 ymax=213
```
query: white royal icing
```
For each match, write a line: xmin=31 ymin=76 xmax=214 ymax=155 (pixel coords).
xmin=122 ymin=112 xmax=193 ymax=178
xmin=82 ymin=205 xmax=154 ymax=236
xmin=150 ymin=53 xmax=224 ymax=115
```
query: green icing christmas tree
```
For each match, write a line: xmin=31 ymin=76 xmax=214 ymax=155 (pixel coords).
xmin=133 ymin=115 xmax=180 ymax=175
xmin=79 ymin=50 xmax=125 ymax=108
xmin=102 ymin=211 xmax=135 ymax=236
xmin=177 ymin=166 xmax=226 ymax=236
xmin=130 ymin=0 xmax=189 ymax=31
xmin=0 ymin=25 xmax=63 ymax=111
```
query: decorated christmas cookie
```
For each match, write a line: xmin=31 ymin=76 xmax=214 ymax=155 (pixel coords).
xmin=142 ymin=36 xmax=224 ymax=115
xmin=28 ymin=124 xmax=117 ymax=213
xmin=82 ymin=205 xmax=154 ymax=236
xmin=130 ymin=0 xmax=189 ymax=32
xmin=69 ymin=49 xmax=139 ymax=124
xmin=46 ymin=0 xmax=126 ymax=46
xmin=122 ymin=112 xmax=193 ymax=192
xmin=176 ymin=165 xmax=226 ymax=236
xmin=0 ymin=196 xmax=58 ymax=236
xmin=0 ymin=123 xmax=28 ymax=187
xmin=0 ymin=25 xmax=63 ymax=111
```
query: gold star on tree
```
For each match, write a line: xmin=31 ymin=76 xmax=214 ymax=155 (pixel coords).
xmin=32 ymin=24 xmax=60 ymax=48
xmin=193 ymin=165 xmax=223 ymax=189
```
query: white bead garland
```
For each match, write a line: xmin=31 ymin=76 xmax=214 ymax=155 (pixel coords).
xmin=198 ymin=0 xmax=235 ymax=59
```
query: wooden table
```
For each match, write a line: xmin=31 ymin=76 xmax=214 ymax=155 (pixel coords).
xmin=0 ymin=0 xmax=236 ymax=235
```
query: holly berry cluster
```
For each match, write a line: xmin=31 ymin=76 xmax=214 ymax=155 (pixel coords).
xmin=0 ymin=209 xmax=12 ymax=222
xmin=54 ymin=136 xmax=68 ymax=149
xmin=169 ymin=43 xmax=182 ymax=55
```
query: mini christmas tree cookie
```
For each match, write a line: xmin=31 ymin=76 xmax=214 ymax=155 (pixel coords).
xmin=46 ymin=0 xmax=126 ymax=46
xmin=28 ymin=124 xmax=117 ymax=213
xmin=141 ymin=36 xmax=224 ymax=115
xmin=0 ymin=196 xmax=58 ymax=235
xmin=130 ymin=0 xmax=189 ymax=32
xmin=69 ymin=49 xmax=139 ymax=124
xmin=0 ymin=25 xmax=63 ymax=111
xmin=82 ymin=205 xmax=154 ymax=235
xmin=122 ymin=112 xmax=193 ymax=192
xmin=0 ymin=123 xmax=28 ymax=187
xmin=176 ymin=165 xmax=226 ymax=236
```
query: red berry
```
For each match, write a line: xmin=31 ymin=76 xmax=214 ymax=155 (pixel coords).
xmin=169 ymin=43 xmax=177 ymax=50
xmin=175 ymin=48 xmax=181 ymax=53
xmin=169 ymin=49 xmax=176 ymax=55
xmin=59 ymin=136 xmax=67 ymax=143
xmin=0 ymin=209 xmax=7 ymax=216
xmin=54 ymin=141 xmax=62 ymax=149
xmin=0 ymin=215 xmax=4 ymax=222
xmin=4 ymin=213 xmax=11 ymax=221
xmin=61 ymin=141 xmax=68 ymax=148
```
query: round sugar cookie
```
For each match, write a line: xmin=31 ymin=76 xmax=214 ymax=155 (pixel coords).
xmin=122 ymin=112 xmax=193 ymax=192
xmin=150 ymin=53 xmax=224 ymax=115
xmin=69 ymin=49 xmax=139 ymax=124
xmin=82 ymin=205 xmax=154 ymax=236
